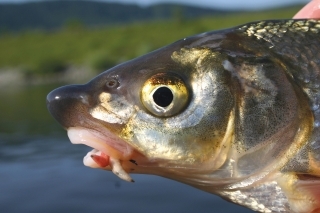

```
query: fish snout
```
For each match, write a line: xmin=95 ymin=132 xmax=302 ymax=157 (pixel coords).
xmin=46 ymin=84 xmax=92 ymax=128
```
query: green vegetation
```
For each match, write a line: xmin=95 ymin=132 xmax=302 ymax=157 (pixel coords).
xmin=0 ymin=6 xmax=300 ymax=77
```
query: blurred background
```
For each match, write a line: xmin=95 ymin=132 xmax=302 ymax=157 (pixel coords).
xmin=0 ymin=0 xmax=309 ymax=212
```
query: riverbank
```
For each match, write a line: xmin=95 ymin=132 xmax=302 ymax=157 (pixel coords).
xmin=0 ymin=65 xmax=96 ymax=88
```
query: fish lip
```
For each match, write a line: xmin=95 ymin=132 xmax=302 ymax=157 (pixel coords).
xmin=67 ymin=127 xmax=139 ymax=162
xmin=67 ymin=127 xmax=153 ymax=182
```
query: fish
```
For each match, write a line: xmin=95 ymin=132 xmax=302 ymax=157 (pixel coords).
xmin=47 ymin=19 xmax=320 ymax=213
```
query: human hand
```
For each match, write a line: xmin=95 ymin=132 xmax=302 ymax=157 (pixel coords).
xmin=294 ymin=0 xmax=320 ymax=18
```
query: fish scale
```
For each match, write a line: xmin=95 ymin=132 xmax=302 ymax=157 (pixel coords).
xmin=240 ymin=20 xmax=320 ymax=88
xmin=220 ymin=181 xmax=289 ymax=212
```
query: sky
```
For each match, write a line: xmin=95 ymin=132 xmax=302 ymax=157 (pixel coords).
xmin=0 ymin=0 xmax=311 ymax=10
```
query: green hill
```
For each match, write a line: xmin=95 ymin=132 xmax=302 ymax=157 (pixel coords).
xmin=0 ymin=1 xmax=230 ymax=32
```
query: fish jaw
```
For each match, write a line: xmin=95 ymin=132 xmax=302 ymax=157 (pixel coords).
xmin=65 ymin=125 xmax=232 ymax=184
xmin=67 ymin=127 xmax=134 ymax=161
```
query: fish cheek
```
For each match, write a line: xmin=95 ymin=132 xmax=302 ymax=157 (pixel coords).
xmin=89 ymin=92 xmax=136 ymax=126
xmin=169 ymin=48 xmax=235 ymax=163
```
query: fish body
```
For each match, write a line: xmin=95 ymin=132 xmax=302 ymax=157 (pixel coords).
xmin=47 ymin=19 xmax=320 ymax=212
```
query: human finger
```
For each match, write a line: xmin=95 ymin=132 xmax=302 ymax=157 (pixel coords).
xmin=294 ymin=0 xmax=320 ymax=18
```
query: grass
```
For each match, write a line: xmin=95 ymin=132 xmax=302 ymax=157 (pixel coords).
xmin=0 ymin=6 xmax=300 ymax=76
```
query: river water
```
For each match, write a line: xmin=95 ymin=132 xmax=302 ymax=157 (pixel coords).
xmin=0 ymin=84 xmax=252 ymax=213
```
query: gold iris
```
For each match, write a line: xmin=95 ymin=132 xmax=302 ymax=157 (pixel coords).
xmin=141 ymin=72 xmax=189 ymax=117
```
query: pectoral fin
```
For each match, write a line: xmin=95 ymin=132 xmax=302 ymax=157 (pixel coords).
xmin=277 ymin=173 xmax=320 ymax=213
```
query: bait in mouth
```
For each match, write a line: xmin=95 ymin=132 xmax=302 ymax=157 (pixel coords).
xmin=47 ymin=19 xmax=320 ymax=212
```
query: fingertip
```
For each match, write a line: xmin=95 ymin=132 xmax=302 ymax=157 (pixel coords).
xmin=294 ymin=0 xmax=320 ymax=19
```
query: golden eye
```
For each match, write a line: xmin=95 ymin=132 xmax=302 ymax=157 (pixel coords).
xmin=141 ymin=73 xmax=189 ymax=117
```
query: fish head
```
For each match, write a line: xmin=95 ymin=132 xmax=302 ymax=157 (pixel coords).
xmin=47 ymin=32 xmax=235 ymax=184
xmin=47 ymin=19 xmax=320 ymax=212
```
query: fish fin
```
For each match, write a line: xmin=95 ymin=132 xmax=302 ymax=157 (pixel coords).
xmin=276 ymin=173 xmax=320 ymax=213
xmin=293 ymin=174 xmax=320 ymax=213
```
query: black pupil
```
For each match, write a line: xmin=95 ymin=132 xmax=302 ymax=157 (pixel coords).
xmin=153 ymin=87 xmax=173 ymax=107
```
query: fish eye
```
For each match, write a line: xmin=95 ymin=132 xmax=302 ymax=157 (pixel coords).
xmin=141 ymin=73 xmax=189 ymax=117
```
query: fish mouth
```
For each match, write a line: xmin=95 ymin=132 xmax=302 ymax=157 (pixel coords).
xmin=46 ymin=84 xmax=154 ymax=182
xmin=67 ymin=127 xmax=145 ymax=182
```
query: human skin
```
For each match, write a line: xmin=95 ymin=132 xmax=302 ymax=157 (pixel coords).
xmin=294 ymin=0 xmax=320 ymax=18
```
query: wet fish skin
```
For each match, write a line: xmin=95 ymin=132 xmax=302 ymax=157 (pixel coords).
xmin=47 ymin=20 xmax=320 ymax=212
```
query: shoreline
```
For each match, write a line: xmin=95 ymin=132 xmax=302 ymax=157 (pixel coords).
xmin=0 ymin=65 xmax=97 ymax=88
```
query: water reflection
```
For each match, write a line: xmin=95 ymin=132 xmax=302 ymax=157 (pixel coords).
xmin=0 ymin=85 xmax=253 ymax=213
